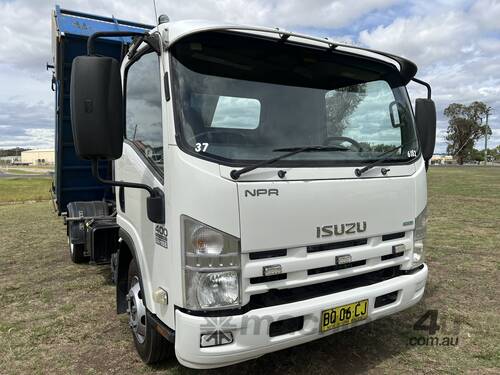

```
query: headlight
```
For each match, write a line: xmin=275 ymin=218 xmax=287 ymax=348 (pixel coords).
xmin=196 ymin=271 xmax=239 ymax=308
xmin=191 ymin=225 xmax=224 ymax=255
xmin=182 ymin=216 xmax=240 ymax=310
xmin=412 ymin=207 xmax=428 ymax=269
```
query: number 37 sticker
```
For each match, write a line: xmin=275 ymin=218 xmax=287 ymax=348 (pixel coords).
xmin=195 ymin=143 xmax=209 ymax=152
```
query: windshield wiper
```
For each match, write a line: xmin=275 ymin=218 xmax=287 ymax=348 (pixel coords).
xmin=230 ymin=145 xmax=349 ymax=180
xmin=354 ymin=145 xmax=403 ymax=177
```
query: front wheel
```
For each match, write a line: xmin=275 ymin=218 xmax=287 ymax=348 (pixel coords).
xmin=127 ymin=258 xmax=170 ymax=364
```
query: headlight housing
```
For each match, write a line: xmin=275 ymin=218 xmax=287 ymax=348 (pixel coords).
xmin=412 ymin=206 xmax=428 ymax=269
xmin=182 ymin=216 xmax=240 ymax=310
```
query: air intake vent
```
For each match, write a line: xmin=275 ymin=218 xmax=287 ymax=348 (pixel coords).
xmin=250 ymin=274 xmax=287 ymax=284
xmin=308 ymin=260 xmax=366 ymax=275
xmin=269 ymin=316 xmax=304 ymax=337
xmin=382 ymin=232 xmax=405 ymax=241
xmin=374 ymin=290 xmax=399 ymax=308
xmin=307 ymin=238 xmax=367 ymax=253
xmin=381 ymin=251 xmax=404 ymax=261
xmin=249 ymin=249 xmax=287 ymax=260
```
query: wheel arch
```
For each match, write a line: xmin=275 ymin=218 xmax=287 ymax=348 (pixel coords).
xmin=116 ymin=228 xmax=146 ymax=314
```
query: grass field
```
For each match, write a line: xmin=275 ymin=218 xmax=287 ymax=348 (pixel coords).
xmin=0 ymin=167 xmax=498 ymax=374
xmin=0 ymin=177 xmax=52 ymax=203
xmin=0 ymin=168 xmax=39 ymax=175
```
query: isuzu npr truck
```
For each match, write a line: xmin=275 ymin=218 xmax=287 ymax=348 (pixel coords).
xmin=52 ymin=6 xmax=436 ymax=369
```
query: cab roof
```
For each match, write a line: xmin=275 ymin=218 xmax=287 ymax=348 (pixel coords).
xmin=160 ymin=19 xmax=418 ymax=84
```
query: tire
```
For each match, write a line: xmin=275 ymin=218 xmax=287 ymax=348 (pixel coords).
xmin=127 ymin=258 xmax=169 ymax=364
xmin=68 ymin=236 xmax=88 ymax=264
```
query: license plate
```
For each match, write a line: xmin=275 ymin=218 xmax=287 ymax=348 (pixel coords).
xmin=320 ymin=299 xmax=369 ymax=332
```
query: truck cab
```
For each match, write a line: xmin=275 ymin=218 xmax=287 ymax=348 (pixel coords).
xmin=66 ymin=17 xmax=436 ymax=369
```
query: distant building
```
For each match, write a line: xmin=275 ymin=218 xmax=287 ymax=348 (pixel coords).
xmin=430 ymin=154 xmax=455 ymax=165
xmin=0 ymin=155 xmax=21 ymax=164
xmin=21 ymin=149 xmax=55 ymax=165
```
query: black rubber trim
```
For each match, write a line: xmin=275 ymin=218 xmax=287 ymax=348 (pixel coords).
xmin=382 ymin=232 xmax=405 ymax=241
xmin=307 ymin=238 xmax=367 ymax=253
xmin=307 ymin=260 xmax=366 ymax=275
xmin=249 ymin=249 xmax=287 ymax=260
xmin=250 ymin=273 xmax=287 ymax=284
xmin=147 ymin=310 xmax=175 ymax=343
xmin=381 ymin=251 xmax=404 ymax=261
xmin=164 ymin=71 xmax=171 ymax=101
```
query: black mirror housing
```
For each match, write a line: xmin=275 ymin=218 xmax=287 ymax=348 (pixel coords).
xmin=415 ymin=98 xmax=437 ymax=162
xmin=70 ymin=56 xmax=123 ymax=160
xmin=147 ymin=188 xmax=165 ymax=224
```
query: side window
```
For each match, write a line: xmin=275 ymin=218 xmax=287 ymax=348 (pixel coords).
xmin=190 ymin=93 xmax=261 ymax=129
xmin=126 ymin=52 xmax=163 ymax=169
xmin=211 ymin=96 xmax=260 ymax=129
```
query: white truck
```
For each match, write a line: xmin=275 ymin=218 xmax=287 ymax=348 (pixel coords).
xmin=62 ymin=12 xmax=436 ymax=369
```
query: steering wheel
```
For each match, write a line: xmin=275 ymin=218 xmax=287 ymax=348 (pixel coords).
xmin=186 ymin=130 xmax=251 ymax=145
xmin=323 ymin=136 xmax=363 ymax=151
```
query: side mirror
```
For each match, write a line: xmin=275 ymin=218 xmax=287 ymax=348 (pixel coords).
xmin=415 ymin=98 xmax=436 ymax=162
xmin=70 ymin=56 xmax=123 ymax=160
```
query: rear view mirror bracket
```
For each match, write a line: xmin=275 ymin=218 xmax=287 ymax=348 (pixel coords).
xmin=87 ymin=31 xmax=161 ymax=57
xmin=91 ymin=160 xmax=165 ymax=224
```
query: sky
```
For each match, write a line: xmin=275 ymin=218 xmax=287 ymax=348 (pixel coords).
xmin=0 ymin=0 xmax=499 ymax=153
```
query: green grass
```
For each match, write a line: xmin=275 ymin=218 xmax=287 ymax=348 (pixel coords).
xmin=0 ymin=167 xmax=498 ymax=374
xmin=0 ymin=177 xmax=52 ymax=203
xmin=0 ymin=168 xmax=49 ymax=175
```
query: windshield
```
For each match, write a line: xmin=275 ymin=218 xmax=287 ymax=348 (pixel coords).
xmin=170 ymin=31 xmax=419 ymax=166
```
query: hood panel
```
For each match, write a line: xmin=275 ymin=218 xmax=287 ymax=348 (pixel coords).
xmin=237 ymin=177 xmax=416 ymax=251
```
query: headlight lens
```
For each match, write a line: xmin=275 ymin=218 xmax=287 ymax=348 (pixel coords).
xmin=412 ymin=207 xmax=428 ymax=268
xmin=191 ymin=225 xmax=224 ymax=255
xmin=196 ymin=271 xmax=239 ymax=308
xmin=182 ymin=216 xmax=241 ymax=310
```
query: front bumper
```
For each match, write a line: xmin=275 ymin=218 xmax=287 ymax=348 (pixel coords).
xmin=175 ymin=264 xmax=427 ymax=369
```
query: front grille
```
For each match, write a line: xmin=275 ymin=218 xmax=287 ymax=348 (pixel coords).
xmin=250 ymin=266 xmax=400 ymax=309
xmin=307 ymin=238 xmax=367 ymax=253
xmin=243 ymin=231 xmax=411 ymax=306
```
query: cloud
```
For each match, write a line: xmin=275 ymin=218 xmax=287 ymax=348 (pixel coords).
xmin=0 ymin=0 xmax=498 ymax=153
xmin=358 ymin=2 xmax=500 ymax=152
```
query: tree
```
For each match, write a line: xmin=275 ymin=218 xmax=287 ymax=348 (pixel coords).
xmin=443 ymin=101 xmax=492 ymax=165
xmin=467 ymin=148 xmax=484 ymax=162
xmin=325 ymin=84 xmax=367 ymax=136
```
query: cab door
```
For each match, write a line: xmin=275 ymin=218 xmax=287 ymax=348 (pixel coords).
xmin=114 ymin=46 xmax=165 ymax=312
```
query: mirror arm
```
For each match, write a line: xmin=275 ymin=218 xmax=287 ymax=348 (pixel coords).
xmin=91 ymin=159 xmax=165 ymax=224
xmin=91 ymin=159 xmax=156 ymax=197
xmin=87 ymin=31 xmax=161 ymax=57
xmin=412 ymin=78 xmax=432 ymax=99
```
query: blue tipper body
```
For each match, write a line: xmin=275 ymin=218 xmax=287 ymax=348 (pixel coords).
xmin=51 ymin=5 xmax=152 ymax=214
